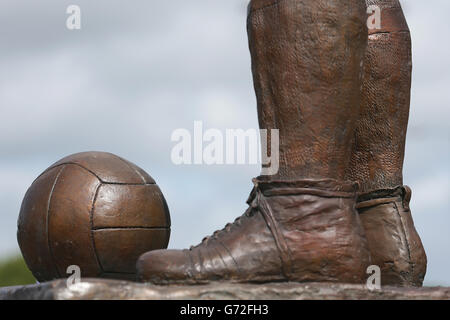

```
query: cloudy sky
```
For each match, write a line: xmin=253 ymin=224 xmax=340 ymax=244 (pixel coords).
xmin=0 ymin=0 xmax=448 ymax=286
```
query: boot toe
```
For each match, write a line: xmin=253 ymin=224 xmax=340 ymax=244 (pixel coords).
xmin=136 ymin=249 xmax=192 ymax=283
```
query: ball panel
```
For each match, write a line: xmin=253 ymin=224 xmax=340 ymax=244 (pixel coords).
xmin=116 ymin=156 xmax=156 ymax=184
xmin=93 ymin=228 xmax=170 ymax=273
xmin=17 ymin=166 xmax=63 ymax=282
xmin=160 ymin=188 xmax=171 ymax=227
xmin=48 ymin=151 xmax=155 ymax=184
xmin=93 ymin=184 xmax=170 ymax=229
xmin=48 ymin=164 xmax=102 ymax=277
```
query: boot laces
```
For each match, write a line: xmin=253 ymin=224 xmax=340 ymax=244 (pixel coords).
xmin=189 ymin=202 xmax=256 ymax=250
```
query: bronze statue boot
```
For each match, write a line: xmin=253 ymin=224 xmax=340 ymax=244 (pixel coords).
xmin=138 ymin=0 xmax=371 ymax=284
xmin=137 ymin=178 xmax=370 ymax=284
xmin=357 ymin=186 xmax=426 ymax=287
xmin=347 ymin=0 xmax=427 ymax=287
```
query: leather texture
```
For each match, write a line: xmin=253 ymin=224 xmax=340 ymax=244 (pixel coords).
xmin=357 ymin=186 xmax=427 ymax=287
xmin=248 ymin=0 xmax=367 ymax=181
xmin=347 ymin=0 xmax=412 ymax=192
xmin=137 ymin=178 xmax=370 ymax=284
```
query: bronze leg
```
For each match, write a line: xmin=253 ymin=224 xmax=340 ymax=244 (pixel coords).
xmin=350 ymin=0 xmax=427 ymax=287
xmin=248 ymin=0 xmax=367 ymax=181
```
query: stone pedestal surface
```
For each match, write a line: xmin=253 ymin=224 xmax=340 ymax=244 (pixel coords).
xmin=0 ymin=279 xmax=449 ymax=300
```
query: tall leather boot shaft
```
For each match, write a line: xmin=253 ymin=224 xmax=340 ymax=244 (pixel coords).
xmin=248 ymin=0 xmax=367 ymax=181
xmin=348 ymin=0 xmax=411 ymax=192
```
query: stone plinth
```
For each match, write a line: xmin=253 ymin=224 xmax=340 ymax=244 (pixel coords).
xmin=0 ymin=279 xmax=449 ymax=300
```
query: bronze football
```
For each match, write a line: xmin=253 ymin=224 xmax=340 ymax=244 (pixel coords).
xmin=17 ymin=151 xmax=171 ymax=282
